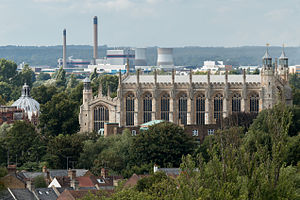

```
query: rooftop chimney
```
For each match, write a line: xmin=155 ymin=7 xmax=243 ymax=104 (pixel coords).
xmin=101 ymin=168 xmax=108 ymax=178
xmin=68 ymin=169 xmax=76 ymax=180
xmin=63 ymin=29 xmax=67 ymax=68
xmin=7 ymin=165 xmax=17 ymax=174
xmin=93 ymin=16 xmax=98 ymax=64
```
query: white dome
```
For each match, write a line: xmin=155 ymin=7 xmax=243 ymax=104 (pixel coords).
xmin=12 ymin=83 xmax=40 ymax=120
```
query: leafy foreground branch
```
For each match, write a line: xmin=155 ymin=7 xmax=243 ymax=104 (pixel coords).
xmin=80 ymin=103 xmax=300 ymax=200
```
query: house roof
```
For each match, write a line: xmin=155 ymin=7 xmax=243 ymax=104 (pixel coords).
xmin=35 ymin=188 xmax=58 ymax=200
xmin=9 ymin=188 xmax=35 ymax=200
xmin=58 ymin=189 xmax=112 ymax=200
xmin=0 ymin=190 xmax=14 ymax=200
xmin=157 ymin=168 xmax=181 ymax=175
xmin=123 ymin=74 xmax=261 ymax=84
xmin=124 ymin=174 xmax=150 ymax=188
xmin=49 ymin=169 xmax=88 ymax=179
xmin=55 ymin=176 xmax=71 ymax=188
xmin=19 ymin=172 xmax=46 ymax=180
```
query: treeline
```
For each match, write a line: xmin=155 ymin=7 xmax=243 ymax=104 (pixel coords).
xmin=0 ymin=59 xmax=299 ymax=199
xmin=1 ymin=46 xmax=300 ymax=67
xmin=78 ymin=103 xmax=300 ymax=200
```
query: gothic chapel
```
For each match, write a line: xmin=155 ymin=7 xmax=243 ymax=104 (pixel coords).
xmin=79 ymin=47 xmax=292 ymax=133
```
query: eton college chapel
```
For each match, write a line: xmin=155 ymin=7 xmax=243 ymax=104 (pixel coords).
xmin=79 ymin=48 xmax=292 ymax=133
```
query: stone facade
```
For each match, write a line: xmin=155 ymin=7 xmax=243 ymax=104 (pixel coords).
xmin=79 ymin=49 xmax=293 ymax=133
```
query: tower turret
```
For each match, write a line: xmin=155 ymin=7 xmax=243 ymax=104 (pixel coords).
xmin=261 ymin=44 xmax=275 ymax=109
xmin=278 ymin=44 xmax=288 ymax=81
xmin=262 ymin=44 xmax=272 ymax=71
xmin=83 ymin=77 xmax=92 ymax=104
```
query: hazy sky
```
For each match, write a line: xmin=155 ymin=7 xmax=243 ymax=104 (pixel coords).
xmin=1 ymin=0 xmax=300 ymax=47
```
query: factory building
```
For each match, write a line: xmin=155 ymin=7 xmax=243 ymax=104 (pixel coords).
xmin=79 ymin=47 xmax=292 ymax=133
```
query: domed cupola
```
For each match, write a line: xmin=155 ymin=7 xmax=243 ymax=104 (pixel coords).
xmin=12 ymin=83 xmax=40 ymax=120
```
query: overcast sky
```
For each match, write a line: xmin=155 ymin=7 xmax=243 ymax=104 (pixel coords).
xmin=0 ymin=0 xmax=299 ymax=47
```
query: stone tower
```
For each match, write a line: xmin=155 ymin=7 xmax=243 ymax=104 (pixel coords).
xmin=83 ymin=77 xmax=92 ymax=104
xmin=278 ymin=45 xmax=289 ymax=82
xmin=261 ymin=45 xmax=275 ymax=109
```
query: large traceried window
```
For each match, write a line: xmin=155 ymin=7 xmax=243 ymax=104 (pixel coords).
xmin=94 ymin=105 xmax=109 ymax=133
xmin=178 ymin=93 xmax=187 ymax=125
xmin=214 ymin=93 xmax=223 ymax=122
xmin=250 ymin=93 xmax=259 ymax=113
xmin=126 ymin=93 xmax=135 ymax=126
xmin=196 ymin=94 xmax=205 ymax=125
xmin=161 ymin=93 xmax=170 ymax=121
xmin=143 ymin=93 xmax=152 ymax=123
xmin=232 ymin=93 xmax=241 ymax=113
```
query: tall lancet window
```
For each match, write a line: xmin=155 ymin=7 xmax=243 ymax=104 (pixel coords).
xmin=196 ymin=94 xmax=205 ymax=125
xmin=94 ymin=105 xmax=109 ymax=132
xmin=161 ymin=93 xmax=170 ymax=121
xmin=232 ymin=93 xmax=241 ymax=113
xmin=250 ymin=93 xmax=259 ymax=113
xmin=126 ymin=93 xmax=135 ymax=126
xmin=214 ymin=93 xmax=223 ymax=122
xmin=143 ymin=93 xmax=152 ymax=123
xmin=178 ymin=93 xmax=187 ymax=125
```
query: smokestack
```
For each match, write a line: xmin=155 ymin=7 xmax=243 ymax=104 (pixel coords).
xmin=63 ymin=29 xmax=67 ymax=68
xmin=93 ymin=16 xmax=98 ymax=64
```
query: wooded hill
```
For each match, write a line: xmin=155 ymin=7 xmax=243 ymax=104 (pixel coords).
xmin=0 ymin=45 xmax=300 ymax=67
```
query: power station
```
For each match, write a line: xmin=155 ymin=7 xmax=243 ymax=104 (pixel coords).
xmin=59 ymin=17 xmax=179 ymax=74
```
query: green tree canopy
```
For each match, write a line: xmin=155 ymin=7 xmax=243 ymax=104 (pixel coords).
xmin=37 ymin=72 xmax=51 ymax=81
xmin=55 ymin=66 xmax=66 ymax=87
xmin=3 ymin=121 xmax=45 ymax=166
xmin=131 ymin=122 xmax=196 ymax=168
xmin=39 ymin=92 xmax=79 ymax=136
xmin=43 ymin=134 xmax=86 ymax=169
xmin=0 ymin=59 xmax=17 ymax=83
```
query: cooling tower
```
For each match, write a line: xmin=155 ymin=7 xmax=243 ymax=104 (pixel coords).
xmin=63 ymin=29 xmax=67 ymax=68
xmin=135 ymin=48 xmax=147 ymax=66
xmin=157 ymin=48 xmax=174 ymax=66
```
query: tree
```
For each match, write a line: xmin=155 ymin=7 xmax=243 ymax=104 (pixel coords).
xmin=0 ymin=59 xmax=17 ymax=83
xmin=39 ymin=92 xmax=79 ymax=136
xmin=0 ymin=82 xmax=13 ymax=102
xmin=19 ymin=64 xmax=36 ymax=87
xmin=37 ymin=72 xmax=51 ymax=81
xmin=34 ymin=175 xmax=47 ymax=188
xmin=4 ymin=121 xmax=45 ymax=166
xmin=93 ymin=75 xmax=118 ymax=97
xmin=67 ymin=74 xmax=79 ymax=89
xmin=31 ymin=85 xmax=58 ymax=105
xmin=131 ymin=122 xmax=195 ymax=168
xmin=44 ymin=134 xmax=86 ymax=169
xmin=89 ymin=68 xmax=98 ymax=81
xmin=55 ymin=66 xmax=66 ymax=87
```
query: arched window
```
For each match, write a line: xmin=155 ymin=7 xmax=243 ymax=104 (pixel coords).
xmin=143 ymin=93 xmax=152 ymax=123
xmin=214 ymin=93 xmax=223 ymax=122
xmin=250 ymin=93 xmax=259 ymax=113
xmin=232 ymin=93 xmax=241 ymax=113
xmin=178 ymin=93 xmax=187 ymax=125
xmin=196 ymin=94 xmax=205 ymax=125
xmin=94 ymin=105 xmax=109 ymax=133
xmin=161 ymin=93 xmax=170 ymax=121
xmin=126 ymin=93 xmax=135 ymax=126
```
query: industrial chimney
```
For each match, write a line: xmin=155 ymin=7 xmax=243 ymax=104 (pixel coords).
xmin=63 ymin=29 xmax=67 ymax=68
xmin=135 ymin=48 xmax=147 ymax=66
xmin=157 ymin=48 xmax=174 ymax=66
xmin=93 ymin=16 xmax=98 ymax=64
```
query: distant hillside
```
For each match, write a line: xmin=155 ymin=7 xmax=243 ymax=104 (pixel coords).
xmin=0 ymin=45 xmax=299 ymax=67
